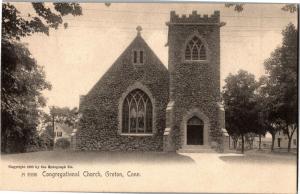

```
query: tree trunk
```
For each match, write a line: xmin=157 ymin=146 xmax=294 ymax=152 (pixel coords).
xmin=285 ymin=123 xmax=291 ymax=153
xmin=271 ymin=133 xmax=275 ymax=152
xmin=2 ymin=133 xmax=8 ymax=153
xmin=241 ymin=134 xmax=244 ymax=154
xmin=52 ymin=114 xmax=55 ymax=150
xmin=259 ymin=134 xmax=261 ymax=150
xmin=287 ymin=126 xmax=296 ymax=153
xmin=287 ymin=137 xmax=292 ymax=152
xmin=234 ymin=139 xmax=237 ymax=149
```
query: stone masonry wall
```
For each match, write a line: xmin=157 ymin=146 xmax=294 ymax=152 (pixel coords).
xmin=76 ymin=35 xmax=169 ymax=151
xmin=167 ymin=11 xmax=222 ymax=150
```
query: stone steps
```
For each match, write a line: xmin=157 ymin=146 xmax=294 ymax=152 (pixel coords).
xmin=177 ymin=145 xmax=216 ymax=153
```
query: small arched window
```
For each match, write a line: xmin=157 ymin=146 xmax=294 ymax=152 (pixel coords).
xmin=185 ymin=36 xmax=207 ymax=61
xmin=122 ymin=89 xmax=152 ymax=134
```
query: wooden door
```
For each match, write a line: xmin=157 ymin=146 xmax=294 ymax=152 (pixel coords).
xmin=187 ymin=116 xmax=204 ymax=145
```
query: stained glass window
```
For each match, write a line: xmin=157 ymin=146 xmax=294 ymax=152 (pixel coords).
xmin=122 ymin=89 xmax=153 ymax=133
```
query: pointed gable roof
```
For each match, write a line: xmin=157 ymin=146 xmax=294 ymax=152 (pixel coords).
xmin=107 ymin=31 xmax=167 ymax=73
xmin=82 ymin=30 xmax=168 ymax=102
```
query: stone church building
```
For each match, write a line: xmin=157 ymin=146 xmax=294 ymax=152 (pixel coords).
xmin=74 ymin=10 xmax=225 ymax=152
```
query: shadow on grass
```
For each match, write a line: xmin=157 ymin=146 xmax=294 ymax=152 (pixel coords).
xmin=219 ymin=151 xmax=297 ymax=165
xmin=1 ymin=150 xmax=195 ymax=164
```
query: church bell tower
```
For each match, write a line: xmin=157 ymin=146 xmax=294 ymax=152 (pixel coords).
xmin=163 ymin=10 xmax=224 ymax=151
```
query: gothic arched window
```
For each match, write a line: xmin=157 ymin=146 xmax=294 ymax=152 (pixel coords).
xmin=185 ymin=36 xmax=207 ymax=61
xmin=122 ymin=89 xmax=153 ymax=134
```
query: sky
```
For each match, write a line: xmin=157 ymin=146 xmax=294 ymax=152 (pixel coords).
xmin=14 ymin=3 xmax=297 ymax=110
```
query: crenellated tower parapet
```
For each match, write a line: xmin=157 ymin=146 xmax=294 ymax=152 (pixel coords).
xmin=167 ymin=10 xmax=220 ymax=25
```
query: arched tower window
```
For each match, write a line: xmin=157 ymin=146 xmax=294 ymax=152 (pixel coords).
xmin=185 ymin=36 xmax=207 ymax=61
xmin=122 ymin=89 xmax=153 ymax=134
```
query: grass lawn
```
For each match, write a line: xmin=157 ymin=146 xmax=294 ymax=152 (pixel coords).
xmin=1 ymin=149 xmax=296 ymax=164
xmin=220 ymin=149 xmax=297 ymax=164
xmin=1 ymin=150 xmax=195 ymax=164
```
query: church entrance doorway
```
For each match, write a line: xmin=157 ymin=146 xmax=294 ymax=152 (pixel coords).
xmin=187 ymin=116 xmax=204 ymax=145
